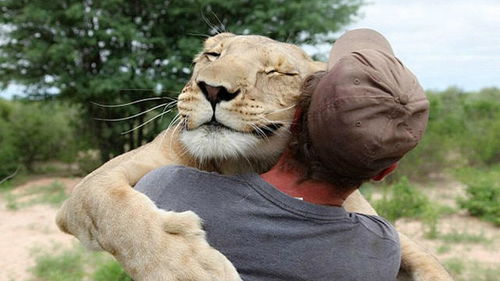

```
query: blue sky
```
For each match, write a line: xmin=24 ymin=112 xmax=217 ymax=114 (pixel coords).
xmin=327 ymin=0 xmax=500 ymax=91
xmin=2 ymin=0 xmax=499 ymax=98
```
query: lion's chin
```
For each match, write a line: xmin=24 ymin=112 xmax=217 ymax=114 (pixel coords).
xmin=180 ymin=126 xmax=260 ymax=161
xmin=179 ymin=125 xmax=290 ymax=165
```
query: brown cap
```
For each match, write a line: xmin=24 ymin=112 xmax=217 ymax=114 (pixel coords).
xmin=307 ymin=29 xmax=429 ymax=180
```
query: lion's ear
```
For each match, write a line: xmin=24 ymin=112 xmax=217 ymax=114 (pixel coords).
xmin=204 ymin=33 xmax=235 ymax=49
xmin=309 ymin=61 xmax=327 ymax=73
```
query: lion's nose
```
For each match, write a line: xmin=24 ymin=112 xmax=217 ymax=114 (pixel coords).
xmin=198 ymin=81 xmax=240 ymax=109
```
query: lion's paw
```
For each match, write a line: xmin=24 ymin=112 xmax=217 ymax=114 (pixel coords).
xmin=160 ymin=210 xmax=204 ymax=235
xmin=55 ymin=205 xmax=104 ymax=251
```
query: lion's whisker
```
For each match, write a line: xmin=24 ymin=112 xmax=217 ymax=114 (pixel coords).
xmin=262 ymin=123 xmax=288 ymax=139
xmin=175 ymin=123 xmax=195 ymax=161
xmin=166 ymin=113 xmax=182 ymax=131
xmin=121 ymin=109 xmax=174 ymax=135
xmin=258 ymin=116 xmax=292 ymax=126
xmin=200 ymin=9 xmax=222 ymax=35
xmin=271 ymin=128 xmax=291 ymax=138
xmin=249 ymin=123 xmax=270 ymax=142
xmin=168 ymin=119 xmax=184 ymax=154
xmin=263 ymin=103 xmax=297 ymax=115
xmin=163 ymin=113 xmax=181 ymax=147
xmin=187 ymin=32 xmax=211 ymax=38
xmin=94 ymin=103 xmax=170 ymax=122
xmin=238 ymin=148 xmax=255 ymax=170
xmin=262 ymin=120 xmax=292 ymax=127
xmin=156 ymin=109 xmax=181 ymax=149
xmin=91 ymin=97 xmax=175 ymax=108
xmin=159 ymin=100 xmax=179 ymax=123
xmin=210 ymin=11 xmax=226 ymax=33
xmin=119 ymin=88 xmax=179 ymax=94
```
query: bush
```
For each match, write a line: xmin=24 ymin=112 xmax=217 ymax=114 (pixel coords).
xmin=394 ymin=128 xmax=456 ymax=180
xmin=460 ymin=88 xmax=500 ymax=165
xmin=8 ymin=102 xmax=74 ymax=170
xmin=0 ymin=100 xmax=20 ymax=178
xmin=29 ymin=244 xmax=133 ymax=281
xmin=75 ymin=149 xmax=103 ymax=175
xmin=373 ymin=177 xmax=440 ymax=237
xmin=390 ymin=88 xmax=467 ymax=180
xmin=0 ymin=99 xmax=87 ymax=176
xmin=456 ymin=166 xmax=500 ymax=226
xmin=391 ymin=87 xmax=500 ymax=181
xmin=374 ymin=177 xmax=430 ymax=220
xmin=0 ymin=133 xmax=20 ymax=179
xmin=30 ymin=245 xmax=85 ymax=281
xmin=93 ymin=259 xmax=133 ymax=281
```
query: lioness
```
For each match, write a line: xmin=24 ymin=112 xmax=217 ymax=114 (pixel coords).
xmin=56 ymin=33 xmax=452 ymax=281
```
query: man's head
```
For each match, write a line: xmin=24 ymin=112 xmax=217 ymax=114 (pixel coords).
xmin=289 ymin=29 xmax=429 ymax=189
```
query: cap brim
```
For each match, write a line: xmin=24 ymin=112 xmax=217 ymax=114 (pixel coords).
xmin=328 ymin=28 xmax=395 ymax=70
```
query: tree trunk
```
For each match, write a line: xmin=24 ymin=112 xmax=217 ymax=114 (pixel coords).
xmin=137 ymin=114 xmax=144 ymax=147
xmin=128 ymin=122 xmax=136 ymax=150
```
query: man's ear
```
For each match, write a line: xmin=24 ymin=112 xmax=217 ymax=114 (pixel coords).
xmin=290 ymin=107 xmax=302 ymax=134
xmin=372 ymin=162 xmax=398 ymax=181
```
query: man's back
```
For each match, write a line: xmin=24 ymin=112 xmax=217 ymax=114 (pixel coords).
xmin=135 ymin=165 xmax=401 ymax=281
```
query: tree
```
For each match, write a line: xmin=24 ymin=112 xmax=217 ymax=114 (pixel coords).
xmin=0 ymin=98 xmax=19 ymax=178
xmin=0 ymin=0 xmax=364 ymax=161
xmin=0 ymin=99 xmax=80 ymax=174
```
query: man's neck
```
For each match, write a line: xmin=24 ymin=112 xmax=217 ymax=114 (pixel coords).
xmin=260 ymin=154 xmax=354 ymax=207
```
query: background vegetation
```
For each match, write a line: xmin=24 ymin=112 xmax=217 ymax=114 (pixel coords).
xmin=368 ymin=87 xmax=500 ymax=227
xmin=0 ymin=0 xmax=363 ymax=161
xmin=0 ymin=99 xmax=89 ymax=178
xmin=2 ymin=87 xmax=498 ymax=227
xmin=394 ymin=87 xmax=500 ymax=179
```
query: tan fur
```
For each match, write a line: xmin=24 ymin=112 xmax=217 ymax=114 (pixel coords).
xmin=56 ymin=33 xmax=452 ymax=281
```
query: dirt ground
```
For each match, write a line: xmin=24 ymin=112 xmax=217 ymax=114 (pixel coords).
xmin=0 ymin=177 xmax=80 ymax=281
xmin=394 ymin=177 xmax=500 ymax=279
xmin=0 ymin=176 xmax=498 ymax=280
xmin=395 ymin=177 xmax=499 ymax=265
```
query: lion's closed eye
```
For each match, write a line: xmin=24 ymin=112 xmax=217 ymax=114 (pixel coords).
xmin=265 ymin=69 xmax=299 ymax=76
xmin=204 ymin=52 xmax=220 ymax=62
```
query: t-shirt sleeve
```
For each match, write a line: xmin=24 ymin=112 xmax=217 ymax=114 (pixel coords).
xmin=356 ymin=214 xmax=400 ymax=244
xmin=355 ymin=213 xmax=401 ymax=278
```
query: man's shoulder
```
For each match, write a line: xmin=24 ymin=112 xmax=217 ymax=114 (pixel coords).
xmin=134 ymin=165 xmax=203 ymax=195
xmin=146 ymin=164 xmax=200 ymax=177
xmin=134 ymin=164 xmax=250 ymax=200
xmin=143 ymin=165 xmax=244 ymax=182
xmin=350 ymin=213 xmax=400 ymax=245
xmin=135 ymin=165 xmax=182 ymax=187
xmin=136 ymin=165 xmax=226 ymax=187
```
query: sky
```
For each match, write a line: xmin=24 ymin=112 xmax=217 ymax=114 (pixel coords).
xmin=329 ymin=0 xmax=500 ymax=91
xmin=2 ymin=0 xmax=500 ymax=98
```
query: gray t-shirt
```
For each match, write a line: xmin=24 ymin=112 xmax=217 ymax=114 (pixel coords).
xmin=135 ymin=165 xmax=401 ymax=281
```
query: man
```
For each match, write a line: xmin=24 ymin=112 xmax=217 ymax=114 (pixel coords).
xmin=135 ymin=29 xmax=428 ymax=281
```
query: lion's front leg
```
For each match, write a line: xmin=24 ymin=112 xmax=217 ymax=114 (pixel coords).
xmin=343 ymin=190 xmax=453 ymax=281
xmin=129 ymin=210 xmax=241 ymax=281
xmin=56 ymin=133 xmax=172 ymax=251
xmin=398 ymin=233 xmax=453 ymax=281
xmin=58 ymin=179 xmax=240 ymax=281
xmin=56 ymin=131 xmax=241 ymax=280
xmin=94 ymin=188 xmax=241 ymax=281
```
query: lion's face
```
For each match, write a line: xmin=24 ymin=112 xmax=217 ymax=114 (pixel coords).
xmin=176 ymin=33 xmax=325 ymax=171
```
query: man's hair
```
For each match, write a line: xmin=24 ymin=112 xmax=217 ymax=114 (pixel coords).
xmin=287 ymin=72 xmax=370 ymax=190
